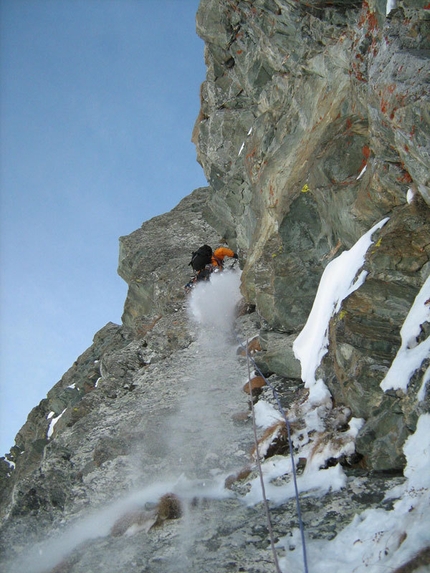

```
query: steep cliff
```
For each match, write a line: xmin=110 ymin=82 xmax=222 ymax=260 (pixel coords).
xmin=1 ymin=1 xmax=429 ymax=572
xmin=193 ymin=0 xmax=430 ymax=470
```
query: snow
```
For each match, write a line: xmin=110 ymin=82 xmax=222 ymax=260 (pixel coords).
xmin=356 ymin=164 xmax=367 ymax=180
xmin=254 ymin=399 xmax=284 ymax=428
xmin=386 ymin=0 xmax=397 ymax=15
xmin=274 ymin=413 xmax=430 ymax=573
xmin=403 ymin=413 xmax=430 ymax=488
xmin=46 ymin=408 xmax=66 ymax=439
xmin=244 ymin=399 xmax=365 ymax=506
xmin=4 ymin=458 xmax=15 ymax=470
xmin=407 ymin=187 xmax=415 ymax=204
xmin=238 ymin=127 xmax=253 ymax=156
xmin=188 ymin=268 xmax=242 ymax=329
xmin=418 ymin=366 xmax=430 ymax=402
xmin=245 ymin=455 xmax=347 ymax=506
xmin=293 ymin=217 xmax=389 ymax=394
xmin=380 ymin=274 xmax=430 ymax=393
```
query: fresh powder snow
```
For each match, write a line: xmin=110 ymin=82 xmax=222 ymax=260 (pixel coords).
xmin=293 ymin=217 xmax=389 ymax=395
xmin=380 ymin=274 xmax=430 ymax=393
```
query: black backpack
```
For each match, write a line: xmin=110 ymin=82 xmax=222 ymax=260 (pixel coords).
xmin=189 ymin=245 xmax=213 ymax=272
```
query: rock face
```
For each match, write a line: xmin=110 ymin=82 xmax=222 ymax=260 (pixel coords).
xmin=193 ymin=0 xmax=430 ymax=470
xmin=0 ymin=1 xmax=429 ymax=572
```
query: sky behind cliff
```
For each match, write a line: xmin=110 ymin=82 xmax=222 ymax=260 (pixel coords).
xmin=0 ymin=0 xmax=206 ymax=456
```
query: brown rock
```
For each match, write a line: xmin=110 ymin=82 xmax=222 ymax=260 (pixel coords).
xmin=242 ymin=376 xmax=266 ymax=395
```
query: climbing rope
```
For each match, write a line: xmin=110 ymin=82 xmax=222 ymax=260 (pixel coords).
xmin=245 ymin=339 xmax=283 ymax=573
xmin=239 ymin=335 xmax=309 ymax=573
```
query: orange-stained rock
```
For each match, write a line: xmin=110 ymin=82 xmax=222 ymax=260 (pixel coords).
xmin=242 ymin=376 xmax=266 ymax=395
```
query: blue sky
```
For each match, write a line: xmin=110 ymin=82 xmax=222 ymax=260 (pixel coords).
xmin=0 ymin=0 xmax=207 ymax=456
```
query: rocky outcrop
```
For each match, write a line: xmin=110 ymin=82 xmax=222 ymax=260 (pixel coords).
xmin=0 ymin=1 xmax=429 ymax=572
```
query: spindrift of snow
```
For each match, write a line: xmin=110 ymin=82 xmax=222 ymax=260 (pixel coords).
xmin=6 ymin=270 xmax=248 ymax=573
xmin=168 ymin=268 xmax=246 ymax=479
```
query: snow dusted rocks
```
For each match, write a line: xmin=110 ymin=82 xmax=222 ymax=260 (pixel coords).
xmin=1 ymin=1 xmax=430 ymax=572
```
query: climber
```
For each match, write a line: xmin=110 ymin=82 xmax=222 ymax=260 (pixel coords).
xmin=211 ymin=246 xmax=238 ymax=269
xmin=185 ymin=244 xmax=238 ymax=292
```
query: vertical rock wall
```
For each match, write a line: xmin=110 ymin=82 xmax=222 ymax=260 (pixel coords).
xmin=193 ymin=0 xmax=430 ymax=469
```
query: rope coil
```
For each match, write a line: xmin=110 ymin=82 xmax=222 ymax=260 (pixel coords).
xmin=240 ymin=335 xmax=309 ymax=573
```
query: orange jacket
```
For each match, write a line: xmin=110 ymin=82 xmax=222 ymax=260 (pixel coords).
xmin=211 ymin=247 xmax=236 ymax=267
